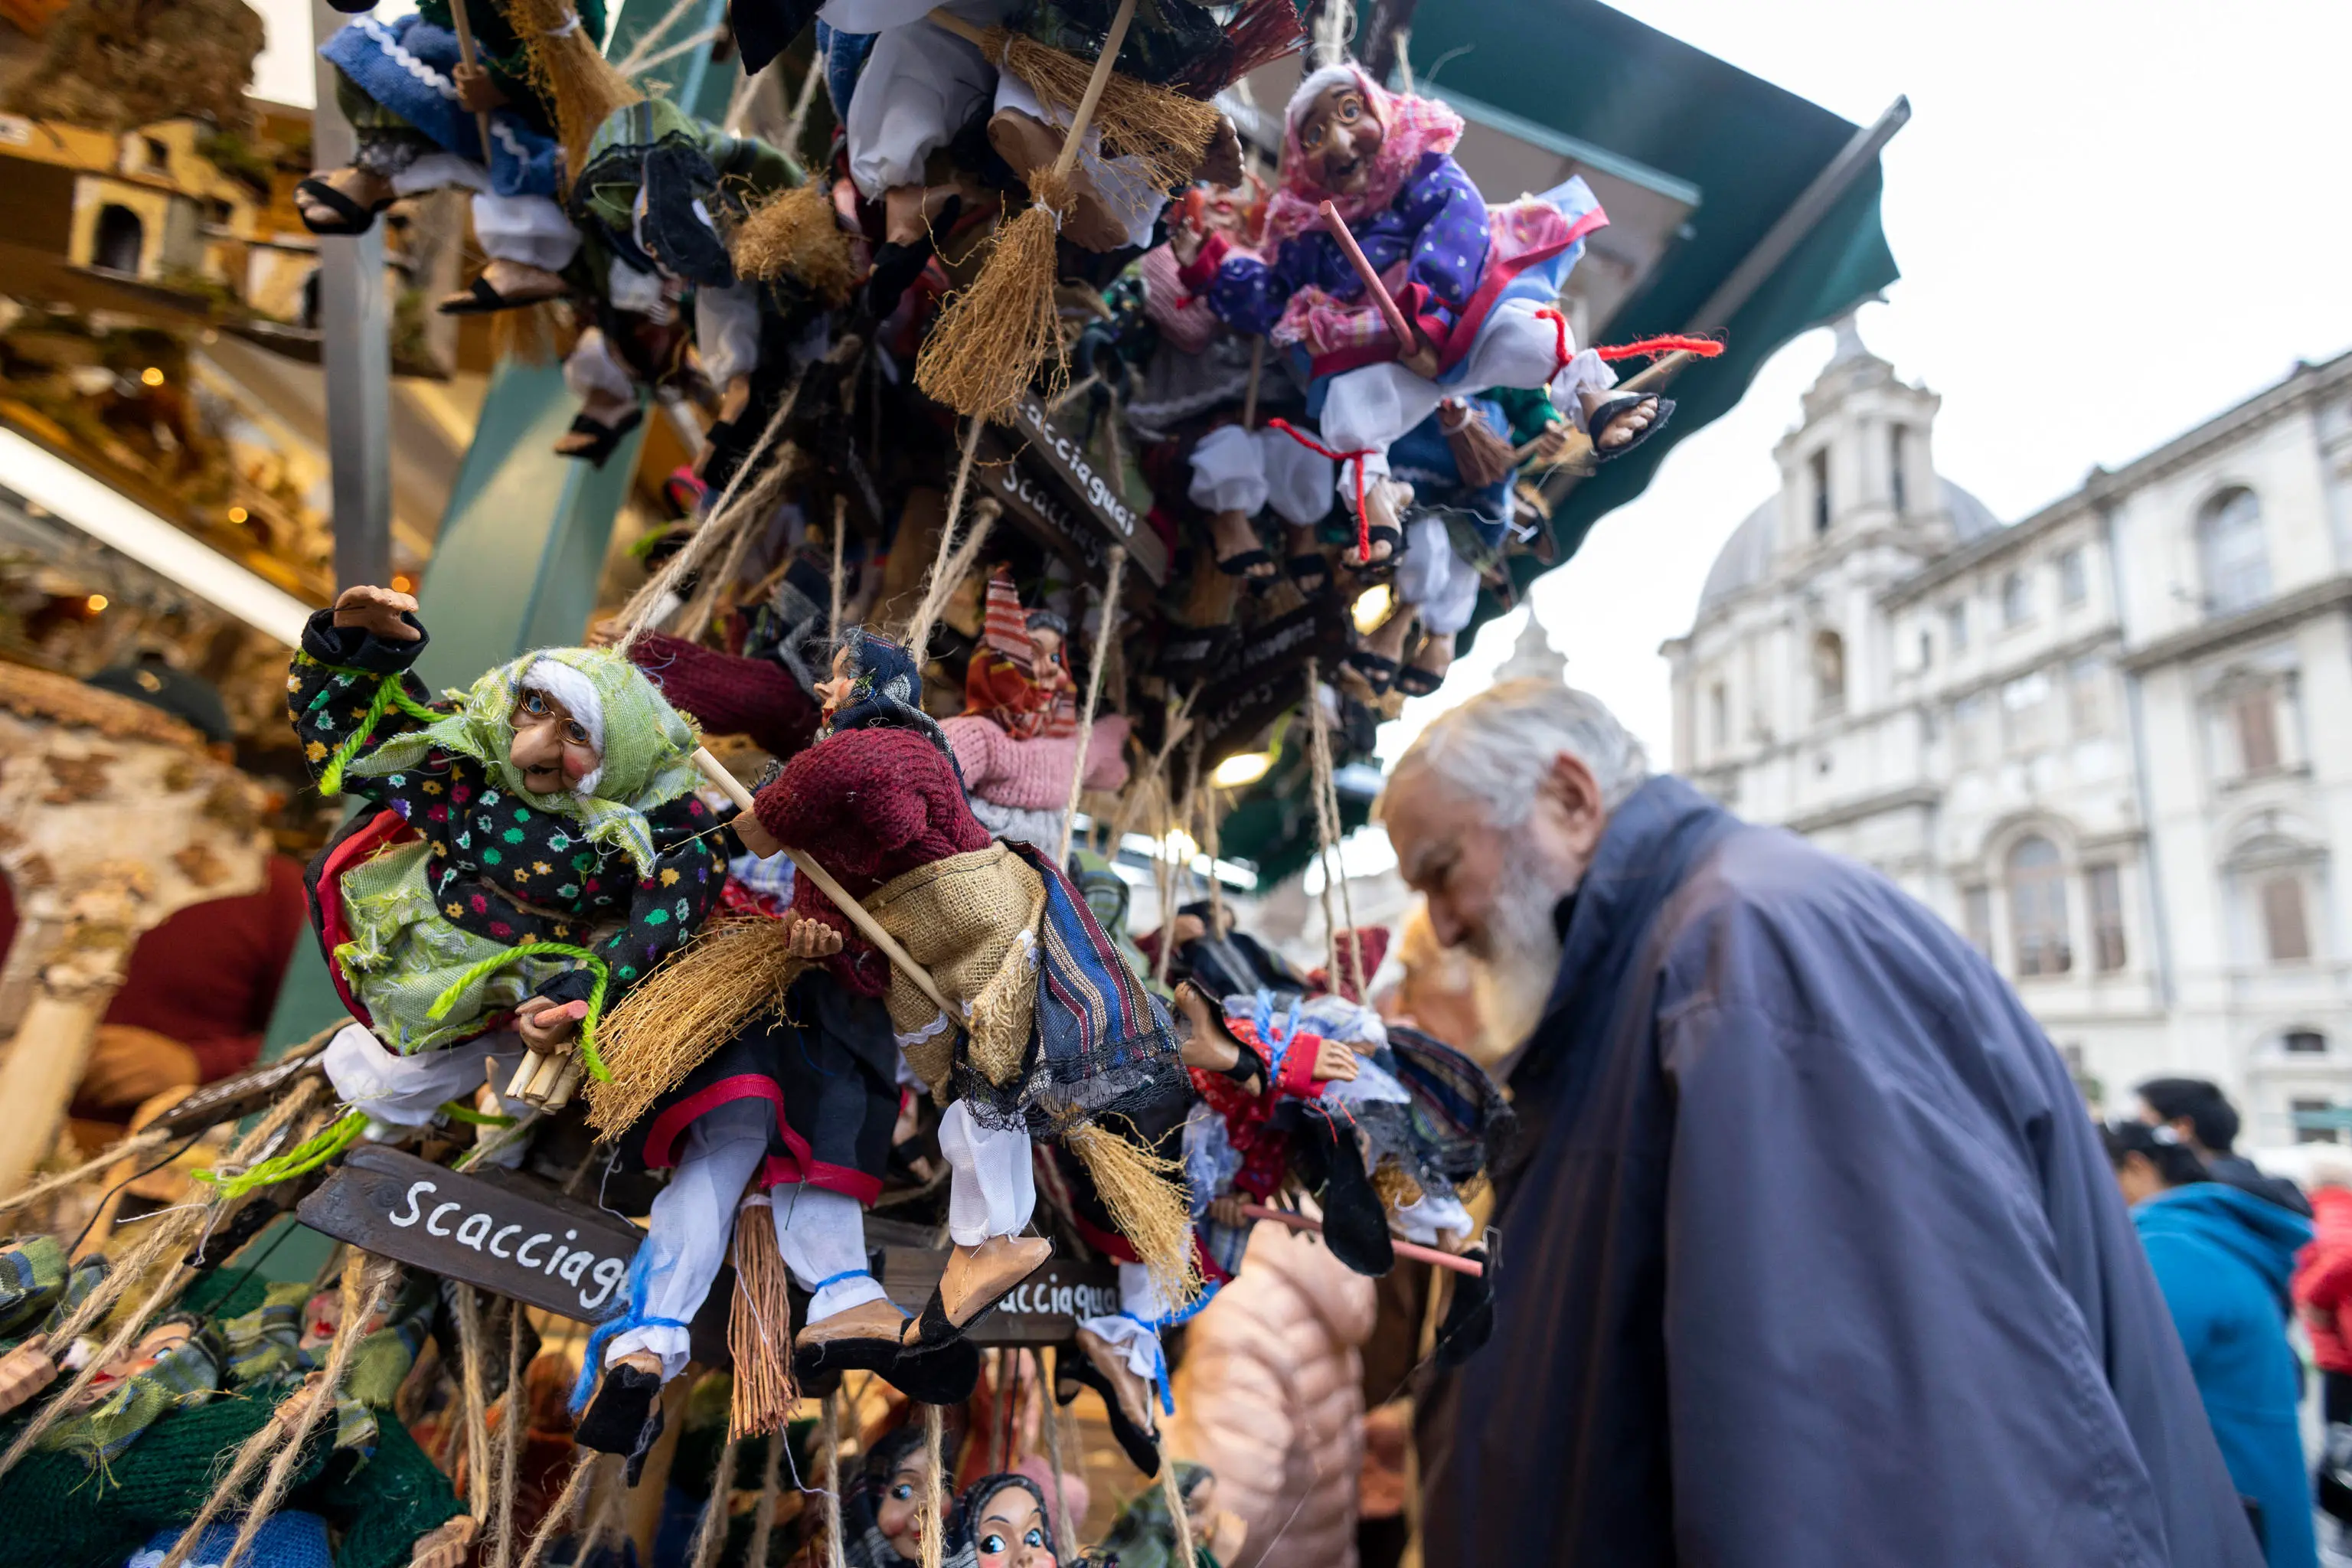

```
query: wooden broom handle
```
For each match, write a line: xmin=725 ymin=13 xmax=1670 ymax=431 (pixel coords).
xmin=923 ymin=0 xmax=1136 ymax=184
xmin=690 ymin=748 xmax=956 ymax=1018
xmin=444 ymin=0 xmax=498 ymax=175
xmin=1318 ymin=200 xmax=1419 ymax=352
xmin=1238 ymin=1203 xmax=1485 ymax=1277
xmin=1514 ymin=348 xmax=1699 ymax=466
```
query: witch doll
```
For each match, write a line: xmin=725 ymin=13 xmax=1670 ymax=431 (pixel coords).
xmin=290 ymin=583 xmax=727 ymax=1133
xmin=1174 ymin=64 xmax=1666 ymax=566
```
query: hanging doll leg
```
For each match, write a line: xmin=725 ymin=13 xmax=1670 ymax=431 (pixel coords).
xmin=1456 ymin=299 xmax=1669 ymax=457
xmin=902 ymin=1100 xmax=1051 ymax=1352
xmin=1257 ymin=425 xmax=1338 ymax=596
xmin=577 ymin=1097 xmax=769 ymax=1462
xmin=441 ymin=193 xmax=577 ymax=315
xmin=988 ymin=71 xmax=1170 ymax=253
xmin=555 ymin=327 xmax=645 ymax=466
xmin=1186 ymin=425 xmax=1276 ymax=580
xmin=694 ymin=279 xmax=763 ymax=434
xmin=844 ymin=7 xmax=998 ymax=312
xmin=1389 ymin=515 xmax=1482 ymax=697
xmin=1316 ymin=361 xmax=1449 ymax=567
xmin=321 ymin=1022 xmax=531 ymax=1163
xmin=1069 ymin=1260 xmax=1182 ymax=1475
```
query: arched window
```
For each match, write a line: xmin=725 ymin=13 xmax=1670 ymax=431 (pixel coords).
xmin=2199 ymin=488 xmax=2270 ymax=616
xmin=93 ymin=204 xmax=143 ymax=275
xmin=1811 ymin=630 xmax=1846 ymax=716
xmin=2007 ymin=835 xmax=2073 ymax=976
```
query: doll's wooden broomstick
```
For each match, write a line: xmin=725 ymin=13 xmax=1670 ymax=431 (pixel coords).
xmin=1513 ymin=349 xmax=1700 ymax=474
xmin=506 ymin=747 xmax=958 ymax=1107
xmin=1318 ymin=200 xmax=1422 ymax=354
xmin=1239 ymin=1202 xmax=1485 ymax=1277
xmin=445 ymin=0 xmax=498 ymax=177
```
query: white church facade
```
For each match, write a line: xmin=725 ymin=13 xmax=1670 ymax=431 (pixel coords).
xmin=1664 ymin=322 xmax=2352 ymax=1150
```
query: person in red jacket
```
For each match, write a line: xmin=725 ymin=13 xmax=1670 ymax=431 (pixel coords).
xmin=2295 ymin=1159 xmax=2352 ymax=1526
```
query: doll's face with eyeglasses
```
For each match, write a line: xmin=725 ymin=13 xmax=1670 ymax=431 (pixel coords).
xmin=1296 ymin=83 xmax=1381 ymax=195
xmin=877 ymin=1452 xmax=935 ymax=1558
xmin=509 ymin=688 xmax=602 ymax=794
xmin=973 ymin=1491 xmax=1053 ymax=1567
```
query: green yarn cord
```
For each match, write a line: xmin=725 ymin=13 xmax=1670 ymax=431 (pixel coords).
xmin=437 ymin=1102 xmax=517 ymax=1127
xmin=423 ymin=942 xmax=613 ymax=1083
xmin=316 ymin=669 xmax=443 ymax=798
xmin=197 ymin=1109 xmax=369 ymax=1199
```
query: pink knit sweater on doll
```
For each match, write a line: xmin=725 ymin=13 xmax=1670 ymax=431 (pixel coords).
xmin=940 ymin=714 xmax=1132 ymax=810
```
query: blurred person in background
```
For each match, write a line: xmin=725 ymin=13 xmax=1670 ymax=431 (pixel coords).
xmin=2295 ymin=1158 xmax=2352 ymax=1541
xmin=1377 ymin=678 xmax=2262 ymax=1566
xmin=0 ymin=655 xmax=307 ymax=1129
xmin=2139 ymin=1076 xmax=2312 ymax=1217
xmin=2105 ymin=1120 xmax=2316 ymax=1568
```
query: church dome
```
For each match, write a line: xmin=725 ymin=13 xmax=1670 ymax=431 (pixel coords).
xmin=1694 ymin=475 xmax=2004 ymax=619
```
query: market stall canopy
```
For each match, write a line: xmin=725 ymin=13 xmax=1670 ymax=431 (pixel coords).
xmin=1217 ymin=1 xmax=1905 ymax=885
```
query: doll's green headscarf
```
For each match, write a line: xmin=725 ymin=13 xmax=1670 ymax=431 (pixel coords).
xmin=348 ymin=645 xmax=702 ymax=878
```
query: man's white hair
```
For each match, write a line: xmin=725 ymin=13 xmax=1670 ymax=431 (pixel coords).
xmin=1380 ymin=678 xmax=1649 ymax=828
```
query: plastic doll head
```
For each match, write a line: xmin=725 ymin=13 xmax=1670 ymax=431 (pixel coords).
xmin=1293 ymin=77 xmax=1383 ymax=195
xmin=815 ymin=642 xmax=858 ymax=714
xmin=1024 ymin=609 xmax=1067 ymax=673
xmin=959 ymin=1475 xmax=1056 ymax=1567
xmin=875 ymin=1433 xmax=938 ymax=1560
xmin=73 ymin=1318 xmax=195 ymax=1408
xmin=298 ymin=1288 xmax=390 ymax=1352
xmin=1178 ymin=173 xmax=1269 ymax=246
xmin=510 ymin=681 xmax=605 ymax=796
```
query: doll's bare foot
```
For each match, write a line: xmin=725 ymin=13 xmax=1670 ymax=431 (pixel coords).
xmin=1578 ymin=388 xmax=1661 ymax=452
xmin=986 ymin=108 xmax=1128 ymax=251
xmin=1173 ymin=980 xmax=1240 ymax=1074
xmin=1345 ymin=479 xmax=1411 ymax=568
xmin=714 ymin=374 xmax=753 ymax=431
xmin=293 ymin=166 xmax=395 ymax=234
xmin=1076 ymin=1325 xmax=1158 ymax=1435
xmin=932 ymin=1234 xmax=1053 ymax=1328
xmin=407 ymin=1514 xmax=479 ymax=1568
xmin=1208 ymin=508 xmax=1275 ymax=578
xmin=438 ymin=258 xmax=569 ymax=315
xmin=1194 ymin=116 xmax=1245 ymax=188
xmin=0 ymin=1335 xmax=57 ymax=1416
xmin=1397 ymin=628 xmax=1455 ymax=696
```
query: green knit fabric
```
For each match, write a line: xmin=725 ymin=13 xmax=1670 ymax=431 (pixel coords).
xmin=38 ymin=1329 xmax=220 ymax=1468
xmin=0 ymin=1235 xmax=67 ymax=1339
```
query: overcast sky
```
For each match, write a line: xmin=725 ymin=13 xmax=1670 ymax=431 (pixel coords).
xmin=249 ymin=0 xmax=2352 ymax=773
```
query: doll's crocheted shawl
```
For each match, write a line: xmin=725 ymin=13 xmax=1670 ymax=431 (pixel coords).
xmin=345 ymin=645 xmax=701 ymax=878
xmin=1263 ymin=62 xmax=1465 ymax=246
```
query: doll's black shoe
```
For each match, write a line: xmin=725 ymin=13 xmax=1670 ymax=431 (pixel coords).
xmin=1433 ymin=1246 xmax=1494 ymax=1369
xmin=1057 ymin=1344 xmax=1161 ymax=1477
xmin=1298 ymin=1115 xmax=1395 ymax=1276
xmin=575 ymin=1361 xmax=665 ymax=1483
xmin=1586 ymin=394 xmax=1675 ymax=461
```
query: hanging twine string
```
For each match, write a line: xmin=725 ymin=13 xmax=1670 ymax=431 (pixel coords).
xmin=0 ymin=1076 xmax=326 ymax=1479
xmin=1314 ymin=697 xmax=1364 ymax=996
xmin=1037 ymin=1348 xmax=1078 ymax=1560
xmin=781 ymin=44 xmax=825 ymax=153
xmin=1156 ymin=1438 xmax=1200 ymax=1568
xmin=1054 ymin=544 xmax=1126 ymax=864
xmin=488 ymin=1301 xmax=527 ymax=1568
xmin=688 ymin=1432 xmax=740 ymax=1568
xmin=818 ymin=1392 xmax=849 ymax=1568
xmin=902 ymin=421 xmax=990 ymax=659
xmin=456 ymin=1286 xmax=494 ymax=1524
xmin=743 ymin=1429 xmax=789 ymax=1568
xmin=1303 ymin=660 xmax=1348 ymax=993
xmin=214 ymin=1253 xmax=403 ymax=1568
xmin=0 ymin=1125 xmax=171 ymax=1216
xmin=1199 ymin=750 xmax=1225 ymax=936
xmin=829 ymin=495 xmax=848 ymax=645
xmin=515 ymin=1450 xmax=599 ymax=1568
xmin=918 ymin=1402 xmax=948 ymax=1568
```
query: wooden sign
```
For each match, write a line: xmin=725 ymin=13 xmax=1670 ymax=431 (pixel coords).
xmin=986 ymin=396 xmax=1170 ymax=586
xmin=298 ymin=1144 xmax=645 ymax=1322
xmin=1191 ymin=598 xmax=1354 ymax=764
xmin=876 ymin=1246 xmax=1120 ymax=1345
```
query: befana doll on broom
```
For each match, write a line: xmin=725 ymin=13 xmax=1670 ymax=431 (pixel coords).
xmin=287 ymin=583 xmax=727 ymax=1150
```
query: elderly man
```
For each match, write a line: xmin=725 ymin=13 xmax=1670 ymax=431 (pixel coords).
xmin=1380 ymin=679 xmax=2260 ymax=1566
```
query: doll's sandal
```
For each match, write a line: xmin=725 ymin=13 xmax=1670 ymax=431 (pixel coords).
xmin=574 ymin=1361 xmax=666 ymax=1483
xmin=1586 ymin=394 xmax=1676 ymax=461
xmin=553 ymin=408 xmax=644 ymax=467
xmin=1057 ymin=1348 xmax=1161 ymax=1476
xmin=1285 ymin=554 xmax=1331 ymax=596
xmin=294 ymin=176 xmax=392 ymax=237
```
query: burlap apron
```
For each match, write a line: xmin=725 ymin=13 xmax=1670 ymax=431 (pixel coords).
xmin=861 ymin=841 xmax=1046 ymax=1095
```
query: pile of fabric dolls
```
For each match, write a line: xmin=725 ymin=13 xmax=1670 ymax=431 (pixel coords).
xmin=0 ymin=5 xmax=1644 ymax=1563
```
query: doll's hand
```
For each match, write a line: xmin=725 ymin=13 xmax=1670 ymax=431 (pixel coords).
xmin=1207 ymin=1196 xmax=1250 ymax=1228
xmin=583 ymin=617 xmax=624 ymax=649
xmin=408 ymin=1514 xmax=479 ymax=1568
xmin=514 ymin=997 xmax=586 ymax=1053
xmin=781 ymin=912 xmax=845 ymax=958
xmin=733 ymin=812 xmax=782 ymax=858
xmin=1170 ymin=224 xmax=1206 ymax=269
xmin=1399 ymin=328 xmax=1442 ymax=381
xmin=332 ymin=584 xmax=422 ymax=642
xmin=1313 ymin=1038 xmax=1359 ymax=1083
xmin=452 ymin=62 xmax=507 ymax=113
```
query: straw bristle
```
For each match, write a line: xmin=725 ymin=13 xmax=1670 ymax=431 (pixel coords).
xmin=997 ymin=33 xmax=1221 ymax=191
xmin=488 ymin=299 xmax=573 ymax=367
xmin=586 ymin=920 xmax=805 ymax=1138
xmin=508 ymin=0 xmax=643 ymax=178
xmin=727 ymin=1195 xmax=797 ymax=1440
xmin=731 ymin=181 xmax=859 ymax=304
xmin=913 ymin=185 xmax=1068 ymax=422
xmin=1063 ymin=1119 xmax=1204 ymax=1314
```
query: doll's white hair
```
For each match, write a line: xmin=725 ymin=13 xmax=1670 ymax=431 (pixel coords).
xmin=521 ymin=658 xmax=606 ymax=795
xmin=1379 ymin=678 xmax=1649 ymax=831
xmin=1287 ymin=64 xmax=1371 ymax=137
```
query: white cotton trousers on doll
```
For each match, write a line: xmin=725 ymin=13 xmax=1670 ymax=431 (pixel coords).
xmin=937 ymin=1099 xmax=1035 ymax=1247
xmin=695 ymin=280 xmax=763 ymax=388
xmin=1316 ymin=299 xmax=1616 ymax=510
xmin=1077 ymin=1260 xmax=1173 ymax=1390
xmin=387 ymin=154 xmax=582 ymax=273
xmin=1392 ymin=514 xmax=1481 ymax=637
xmin=1187 ymin=424 xmax=1338 ymax=527
xmin=603 ymin=1096 xmax=888 ymax=1380
xmin=831 ymin=0 xmax=1011 ymax=198
xmin=322 ymin=1022 xmax=529 ymax=1166
xmin=991 ymin=73 xmax=1165 ymax=250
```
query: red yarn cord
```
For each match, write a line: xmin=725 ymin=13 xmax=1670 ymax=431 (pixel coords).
xmin=1595 ymin=333 xmax=1726 ymax=363
xmin=1267 ymin=416 xmax=1374 ymax=560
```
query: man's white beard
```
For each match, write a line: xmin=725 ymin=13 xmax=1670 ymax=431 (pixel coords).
xmin=1469 ymin=837 xmax=1576 ymax=1069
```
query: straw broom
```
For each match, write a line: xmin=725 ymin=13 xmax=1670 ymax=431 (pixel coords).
xmin=913 ymin=0 xmax=1142 ymax=423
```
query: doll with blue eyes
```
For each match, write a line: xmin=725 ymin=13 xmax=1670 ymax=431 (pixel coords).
xmin=289 ymin=583 xmax=727 ymax=1121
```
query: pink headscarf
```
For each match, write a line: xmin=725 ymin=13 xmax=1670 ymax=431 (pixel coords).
xmin=1262 ymin=63 xmax=1466 ymax=246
